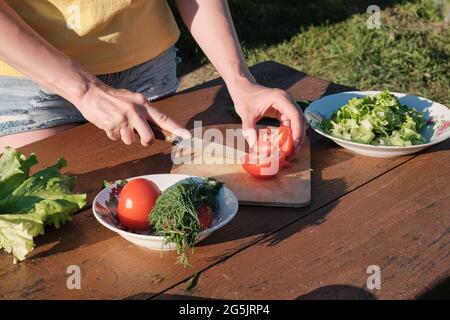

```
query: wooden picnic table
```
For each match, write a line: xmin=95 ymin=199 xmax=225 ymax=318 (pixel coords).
xmin=0 ymin=61 xmax=448 ymax=300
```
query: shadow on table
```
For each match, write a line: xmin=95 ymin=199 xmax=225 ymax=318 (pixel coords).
xmin=198 ymin=173 xmax=347 ymax=260
xmin=297 ymin=279 xmax=450 ymax=299
xmin=296 ymin=285 xmax=377 ymax=300
xmin=417 ymin=277 xmax=450 ymax=300
xmin=70 ymin=151 xmax=174 ymax=204
xmin=31 ymin=213 xmax=116 ymax=259
xmin=125 ymin=284 xmax=377 ymax=300
xmin=125 ymin=292 xmax=217 ymax=300
xmin=126 ymin=278 xmax=450 ymax=299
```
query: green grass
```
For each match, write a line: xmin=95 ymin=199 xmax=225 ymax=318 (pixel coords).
xmin=245 ymin=0 xmax=450 ymax=105
xmin=173 ymin=0 xmax=449 ymax=105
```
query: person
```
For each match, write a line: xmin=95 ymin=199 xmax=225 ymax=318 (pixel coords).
xmin=0 ymin=0 xmax=305 ymax=151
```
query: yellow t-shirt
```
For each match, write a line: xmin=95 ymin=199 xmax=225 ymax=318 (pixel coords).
xmin=0 ymin=0 xmax=180 ymax=77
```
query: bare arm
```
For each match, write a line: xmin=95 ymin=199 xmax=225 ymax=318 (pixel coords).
xmin=0 ymin=2 xmax=188 ymax=145
xmin=0 ymin=2 xmax=92 ymax=102
xmin=175 ymin=0 xmax=305 ymax=147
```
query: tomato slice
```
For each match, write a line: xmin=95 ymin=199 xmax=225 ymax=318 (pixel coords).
xmin=241 ymin=152 xmax=286 ymax=178
xmin=254 ymin=128 xmax=272 ymax=156
xmin=276 ymin=126 xmax=295 ymax=158
xmin=242 ymin=126 xmax=294 ymax=178
xmin=197 ymin=204 xmax=213 ymax=230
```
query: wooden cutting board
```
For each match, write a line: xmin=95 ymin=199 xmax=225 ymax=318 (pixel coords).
xmin=170 ymin=124 xmax=311 ymax=207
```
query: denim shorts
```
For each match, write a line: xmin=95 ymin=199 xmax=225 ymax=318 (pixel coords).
xmin=0 ymin=46 xmax=180 ymax=137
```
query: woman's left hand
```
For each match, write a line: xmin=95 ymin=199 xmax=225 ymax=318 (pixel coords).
xmin=229 ymin=79 xmax=306 ymax=149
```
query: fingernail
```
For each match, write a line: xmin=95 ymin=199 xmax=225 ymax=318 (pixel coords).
xmin=248 ymin=135 xmax=256 ymax=149
xmin=243 ymin=128 xmax=257 ymax=148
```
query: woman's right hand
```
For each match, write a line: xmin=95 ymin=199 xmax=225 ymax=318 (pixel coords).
xmin=73 ymin=80 xmax=191 ymax=146
xmin=0 ymin=2 xmax=189 ymax=146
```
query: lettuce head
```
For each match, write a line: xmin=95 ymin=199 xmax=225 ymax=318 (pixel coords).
xmin=0 ymin=147 xmax=86 ymax=262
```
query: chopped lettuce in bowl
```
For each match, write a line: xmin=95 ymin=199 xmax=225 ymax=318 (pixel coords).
xmin=305 ymin=91 xmax=450 ymax=157
xmin=320 ymin=91 xmax=426 ymax=146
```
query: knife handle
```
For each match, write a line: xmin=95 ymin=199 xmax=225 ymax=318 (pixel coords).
xmin=149 ymin=123 xmax=180 ymax=144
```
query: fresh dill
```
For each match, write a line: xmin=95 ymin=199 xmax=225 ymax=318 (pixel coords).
xmin=149 ymin=177 xmax=223 ymax=267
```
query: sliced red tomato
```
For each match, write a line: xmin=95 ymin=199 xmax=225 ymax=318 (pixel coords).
xmin=254 ymin=128 xmax=273 ymax=157
xmin=197 ymin=204 xmax=213 ymax=230
xmin=253 ymin=126 xmax=294 ymax=157
xmin=117 ymin=178 xmax=160 ymax=231
xmin=242 ymin=126 xmax=294 ymax=178
xmin=241 ymin=152 xmax=286 ymax=178
xmin=275 ymin=126 xmax=295 ymax=158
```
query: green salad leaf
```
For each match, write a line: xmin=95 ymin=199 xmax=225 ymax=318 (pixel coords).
xmin=0 ymin=147 xmax=86 ymax=262
xmin=321 ymin=91 xmax=426 ymax=146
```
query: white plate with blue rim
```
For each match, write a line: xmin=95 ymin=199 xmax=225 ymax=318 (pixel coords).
xmin=92 ymin=174 xmax=239 ymax=250
xmin=304 ymin=91 xmax=450 ymax=157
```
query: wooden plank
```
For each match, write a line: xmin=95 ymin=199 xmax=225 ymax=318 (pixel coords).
xmin=160 ymin=141 xmax=450 ymax=300
xmin=0 ymin=135 xmax=419 ymax=299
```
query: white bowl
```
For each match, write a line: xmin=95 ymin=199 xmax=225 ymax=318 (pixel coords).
xmin=92 ymin=174 xmax=239 ymax=250
xmin=305 ymin=91 xmax=450 ymax=157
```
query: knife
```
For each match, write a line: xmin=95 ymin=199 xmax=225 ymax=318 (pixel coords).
xmin=163 ymin=124 xmax=249 ymax=163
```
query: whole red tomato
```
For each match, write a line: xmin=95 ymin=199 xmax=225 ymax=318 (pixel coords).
xmin=117 ymin=178 xmax=160 ymax=230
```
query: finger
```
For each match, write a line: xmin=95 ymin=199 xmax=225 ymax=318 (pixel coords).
xmin=281 ymin=119 xmax=291 ymax=127
xmin=144 ymin=102 xmax=191 ymax=139
xmin=130 ymin=116 xmax=155 ymax=146
xmin=109 ymin=88 xmax=133 ymax=99
xmin=297 ymin=111 xmax=308 ymax=148
xmin=110 ymin=89 xmax=149 ymax=107
xmin=106 ymin=128 xmax=120 ymax=141
xmin=273 ymin=95 xmax=302 ymax=146
xmin=279 ymin=113 xmax=291 ymax=128
xmin=266 ymin=107 xmax=290 ymax=127
xmin=241 ymin=115 xmax=257 ymax=149
xmin=120 ymin=125 xmax=136 ymax=145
